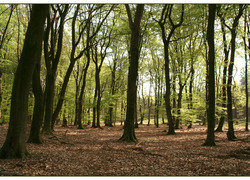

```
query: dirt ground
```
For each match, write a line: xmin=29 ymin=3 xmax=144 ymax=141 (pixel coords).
xmin=0 ymin=123 xmax=249 ymax=176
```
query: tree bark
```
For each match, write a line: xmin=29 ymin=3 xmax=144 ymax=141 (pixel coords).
xmin=215 ymin=12 xmax=230 ymax=132
xmin=119 ymin=4 xmax=144 ymax=142
xmin=226 ymin=5 xmax=245 ymax=140
xmin=0 ymin=4 xmax=48 ymax=158
xmin=203 ymin=4 xmax=216 ymax=146
xmin=27 ymin=51 xmax=44 ymax=144
xmin=243 ymin=10 xmax=249 ymax=132
xmin=158 ymin=5 xmax=184 ymax=135
xmin=42 ymin=5 xmax=69 ymax=134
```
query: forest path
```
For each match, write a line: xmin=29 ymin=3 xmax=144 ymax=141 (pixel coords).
xmin=0 ymin=123 xmax=249 ymax=176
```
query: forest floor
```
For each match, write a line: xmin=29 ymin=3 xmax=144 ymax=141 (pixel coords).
xmin=0 ymin=123 xmax=249 ymax=176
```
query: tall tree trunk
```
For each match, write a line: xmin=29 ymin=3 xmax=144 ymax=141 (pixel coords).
xmin=243 ymin=11 xmax=249 ymax=131
xmin=215 ymin=13 xmax=230 ymax=132
xmin=189 ymin=58 xmax=194 ymax=110
xmin=119 ymin=4 xmax=144 ymax=142
xmin=0 ymin=4 xmax=48 ymax=158
xmin=77 ymin=47 xmax=91 ymax=129
xmin=176 ymin=86 xmax=183 ymax=129
xmin=158 ymin=5 xmax=184 ymax=135
xmin=92 ymin=67 xmax=98 ymax=128
xmin=107 ymin=60 xmax=117 ymax=127
xmin=203 ymin=4 xmax=216 ymax=146
xmin=52 ymin=60 xmax=75 ymax=128
xmin=147 ymin=71 xmax=153 ymax=126
xmin=42 ymin=5 xmax=69 ymax=133
xmin=52 ymin=5 xmax=86 ymax=127
xmin=226 ymin=5 xmax=245 ymax=140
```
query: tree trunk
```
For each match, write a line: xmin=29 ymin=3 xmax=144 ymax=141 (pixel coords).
xmin=42 ymin=5 xmax=69 ymax=133
xmin=158 ymin=5 xmax=184 ymax=135
xmin=92 ymin=67 xmax=98 ymax=128
xmin=96 ymin=70 xmax=102 ymax=128
xmin=52 ymin=60 xmax=75 ymax=128
xmin=119 ymin=4 xmax=144 ymax=142
xmin=43 ymin=71 xmax=56 ymax=133
xmin=215 ymin=14 xmax=229 ymax=132
xmin=243 ymin=11 xmax=249 ymax=131
xmin=147 ymin=71 xmax=153 ymax=126
xmin=226 ymin=5 xmax=245 ymax=140
xmin=27 ymin=53 xmax=44 ymax=144
xmin=0 ymin=4 xmax=48 ymax=158
xmin=77 ymin=49 xmax=90 ymax=129
xmin=107 ymin=60 xmax=116 ymax=127
xmin=176 ymin=86 xmax=183 ymax=129
xmin=203 ymin=4 xmax=216 ymax=146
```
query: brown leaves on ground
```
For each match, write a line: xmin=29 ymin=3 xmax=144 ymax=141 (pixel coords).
xmin=0 ymin=123 xmax=249 ymax=176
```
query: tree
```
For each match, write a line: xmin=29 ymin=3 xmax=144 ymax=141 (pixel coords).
xmin=42 ymin=5 xmax=69 ymax=134
xmin=27 ymin=47 xmax=44 ymax=144
xmin=92 ymin=24 xmax=112 ymax=128
xmin=76 ymin=4 xmax=114 ymax=129
xmin=215 ymin=7 xmax=230 ymax=132
xmin=203 ymin=4 xmax=216 ymax=146
xmin=0 ymin=4 xmax=48 ymax=158
xmin=119 ymin=4 xmax=144 ymax=142
xmin=51 ymin=5 xmax=85 ymax=129
xmin=243 ymin=8 xmax=249 ymax=131
xmin=157 ymin=4 xmax=184 ymax=135
xmin=224 ymin=5 xmax=246 ymax=140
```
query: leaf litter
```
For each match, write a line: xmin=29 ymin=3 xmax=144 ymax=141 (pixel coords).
xmin=0 ymin=123 xmax=249 ymax=176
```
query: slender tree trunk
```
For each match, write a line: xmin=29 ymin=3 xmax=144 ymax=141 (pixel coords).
xmin=0 ymin=4 xmax=48 ymax=158
xmin=176 ymin=86 xmax=183 ymax=129
xmin=92 ymin=67 xmax=98 ymax=128
xmin=243 ymin=11 xmax=249 ymax=131
xmin=215 ymin=15 xmax=229 ymax=132
xmin=107 ymin=60 xmax=116 ymax=127
xmin=74 ymin=80 xmax=80 ymax=126
xmin=52 ymin=60 xmax=75 ymax=128
xmin=226 ymin=5 xmax=245 ymax=140
xmin=158 ymin=5 xmax=184 ymax=135
xmin=96 ymin=70 xmax=102 ymax=128
xmin=189 ymin=59 xmax=194 ymax=110
xmin=203 ymin=4 xmax=216 ymax=146
xmin=147 ymin=71 xmax=152 ymax=126
xmin=77 ymin=49 xmax=91 ymax=129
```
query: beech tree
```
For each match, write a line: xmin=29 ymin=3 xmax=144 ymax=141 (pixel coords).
xmin=215 ymin=7 xmax=230 ymax=132
xmin=42 ymin=5 xmax=69 ymax=134
xmin=76 ymin=4 xmax=114 ymax=129
xmin=203 ymin=4 xmax=216 ymax=146
xmin=119 ymin=4 xmax=144 ymax=142
xmin=223 ymin=5 xmax=246 ymax=140
xmin=0 ymin=4 xmax=48 ymax=158
xmin=243 ymin=9 xmax=249 ymax=132
xmin=157 ymin=4 xmax=184 ymax=135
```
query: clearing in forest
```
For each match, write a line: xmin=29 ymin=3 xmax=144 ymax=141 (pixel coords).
xmin=0 ymin=123 xmax=249 ymax=176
